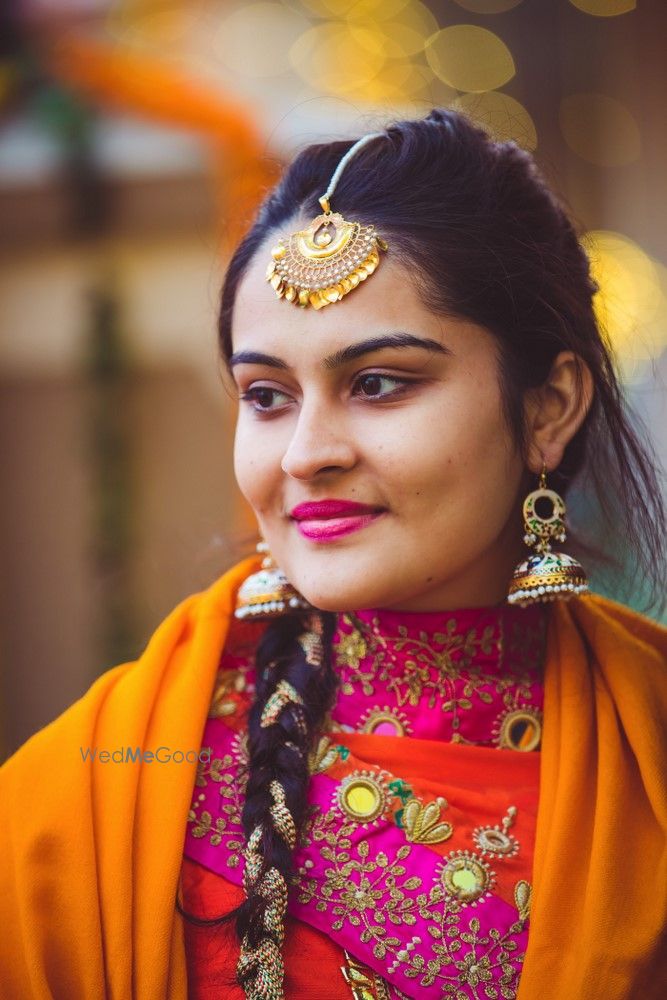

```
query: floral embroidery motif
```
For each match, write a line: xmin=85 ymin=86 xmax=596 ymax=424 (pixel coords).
xmin=336 ymin=612 xmax=498 ymax=707
xmin=183 ymin=612 xmax=540 ymax=999
xmin=335 ymin=626 xmax=369 ymax=670
xmin=296 ymin=805 xmax=527 ymax=997
xmin=186 ymin=733 xmax=248 ymax=866
xmin=402 ymin=797 xmax=453 ymax=845
xmin=437 ymin=915 xmax=524 ymax=998
xmin=331 ymin=606 xmax=546 ymax=748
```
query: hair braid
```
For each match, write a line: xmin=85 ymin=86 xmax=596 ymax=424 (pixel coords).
xmin=235 ymin=609 xmax=338 ymax=997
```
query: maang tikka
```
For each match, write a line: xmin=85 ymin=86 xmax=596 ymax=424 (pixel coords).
xmin=266 ymin=131 xmax=388 ymax=310
xmin=507 ymin=461 xmax=589 ymax=606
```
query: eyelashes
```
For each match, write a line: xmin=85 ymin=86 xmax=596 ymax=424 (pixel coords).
xmin=239 ymin=373 xmax=418 ymax=415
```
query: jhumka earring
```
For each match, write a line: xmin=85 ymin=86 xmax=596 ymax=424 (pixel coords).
xmin=266 ymin=131 xmax=388 ymax=310
xmin=235 ymin=541 xmax=310 ymax=620
xmin=507 ymin=461 xmax=589 ymax=606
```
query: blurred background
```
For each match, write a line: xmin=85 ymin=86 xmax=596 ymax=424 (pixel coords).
xmin=1 ymin=0 xmax=665 ymax=759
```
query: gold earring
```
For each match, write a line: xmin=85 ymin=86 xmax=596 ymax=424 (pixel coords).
xmin=507 ymin=461 xmax=589 ymax=606
xmin=235 ymin=541 xmax=310 ymax=620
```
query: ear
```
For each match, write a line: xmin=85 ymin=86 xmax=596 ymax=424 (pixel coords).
xmin=524 ymin=351 xmax=594 ymax=473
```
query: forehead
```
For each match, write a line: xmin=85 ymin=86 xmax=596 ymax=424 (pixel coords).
xmin=231 ymin=238 xmax=478 ymax=361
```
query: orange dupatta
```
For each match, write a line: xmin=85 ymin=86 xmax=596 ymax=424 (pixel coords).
xmin=0 ymin=556 xmax=665 ymax=999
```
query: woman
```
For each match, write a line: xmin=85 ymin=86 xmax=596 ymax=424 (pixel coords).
xmin=1 ymin=110 xmax=665 ymax=1000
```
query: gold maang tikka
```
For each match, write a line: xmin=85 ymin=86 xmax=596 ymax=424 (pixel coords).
xmin=266 ymin=132 xmax=388 ymax=310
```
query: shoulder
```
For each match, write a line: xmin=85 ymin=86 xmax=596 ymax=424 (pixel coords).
xmin=548 ymin=592 xmax=667 ymax=733
xmin=566 ymin=592 xmax=667 ymax=667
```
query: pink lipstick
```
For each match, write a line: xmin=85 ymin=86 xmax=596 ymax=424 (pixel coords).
xmin=290 ymin=499 xmax=384 ymax=541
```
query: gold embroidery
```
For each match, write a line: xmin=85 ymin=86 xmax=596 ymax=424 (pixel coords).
xmin=336 ymin=771 xmax=390 ymax=825
xmin=514 ymin=880 xmax=532 ymax=922
xmin=493 ymin=707 xmax=543 ymax=752
xmin=340 ymin=950 xmax=392 ymax=1000
xmin=403 ymin=796 xmax=453 ymax=845
xmin=308 ymin=735 xmax=341 ymax=774
xmin=437 ymin=851 xmax=496 ymax=906
xmin=334 ymin=613 xmax=540 ymax=741
xmin=297 ymin=807 xmax=527 ymax=995
xmin=473 ymin=806 xmax=520 ymax=858
xmin=208 ymin=667 xmax=249 ymax=719
xmin=186 ymin=735 xmax=248 ymax=867
xmin=358 ymin=705 xmax=412 ymax=737
xmin=333 ymin=624 xmax=368 ymax=671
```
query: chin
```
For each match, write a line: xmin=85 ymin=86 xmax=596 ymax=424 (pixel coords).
xmin=291 ymin=566 xmax=399 ymax=614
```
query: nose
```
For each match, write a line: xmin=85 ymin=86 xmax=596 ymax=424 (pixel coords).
xmin=281 ymin=400 xmax=357 ymax=480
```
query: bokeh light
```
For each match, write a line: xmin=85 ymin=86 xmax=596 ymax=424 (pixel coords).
xmin=559 ymin=93 xmax=640 ymax=166
xmin=378 ymin=1 xmax=439 ymax=55
xmin=583 ymin=230 xmax=667 ymax=377
xmin=298 ymin=0 xmax=411 ymax=19
xmin=452 ymin=0 xmax=524 ymax=13
xmin=425 ymin=25 xmax=515 ymax=93
xmin=568 ymin=0 xmax=636 ymax=16
xmin=452 ymin=91 xmax=537 ymax=150
xmin=212 ymin=3 xmax=309 ymax=79
xmin=290 ymin=20 xmax=386 ymax=94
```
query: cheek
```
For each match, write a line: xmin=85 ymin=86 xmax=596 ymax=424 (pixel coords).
xmin=233 ymin=421 xmax=270 ymax=508
xmin=233 ymin=416 xmax=290 ymax=515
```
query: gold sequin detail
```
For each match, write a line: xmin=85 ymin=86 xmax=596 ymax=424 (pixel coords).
xmin=472 ymin=805 xmax=520 ymax=858
xmin=336 ymin=771 xmax=389 ymax=824
xmin=494 ymin=707 xmax=543 ymax=752
xmin=437 ymin=851 xmax=496 ymax=906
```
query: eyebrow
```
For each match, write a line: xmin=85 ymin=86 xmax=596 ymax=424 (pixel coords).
xmin=228 ymin=333 xmax=452 ymax=371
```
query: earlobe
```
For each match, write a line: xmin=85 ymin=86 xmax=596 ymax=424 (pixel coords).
xmin=525 ymin=351 xmax=594 ymax=474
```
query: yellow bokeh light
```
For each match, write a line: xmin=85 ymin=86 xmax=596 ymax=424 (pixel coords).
xmin=452 ymin=91 xmax=537 ymax=150
xmin=559 ymin=93 xmax=640 ymax=167
xmin=298 ymin=0 xmax=411 ymax=20
xmin=453 ymin=0 xmax=524 ymax=13
xmin=210 ymin=3 xmax=310 ymax=79
xmin=352 ymin=58 xmax=434 ymax=104
xmin=351 ymin=2 xmax=438 ymax=60
xmin=582 ymin=230 xmax=667 ymax=376
xmin=290 ymin=21 xmax=386 ymax=94
xmin=568 ymin=0 xmax=636 ymax=16
xmin=425 ymin=25 xmax=515 ymax=93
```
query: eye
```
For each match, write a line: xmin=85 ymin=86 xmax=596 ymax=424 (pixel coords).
xmin=240 ymin=385 xmax=292 ymax=412
xmin=354 ymin=373 xmax=411 ymax=399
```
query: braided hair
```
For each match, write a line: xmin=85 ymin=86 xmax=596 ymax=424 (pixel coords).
xmin=234 ymin=610 xmax=338 ymax=996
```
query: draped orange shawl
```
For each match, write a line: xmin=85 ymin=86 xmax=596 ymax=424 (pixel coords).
xmin=1 ymin=556 xmax=665 ymax=999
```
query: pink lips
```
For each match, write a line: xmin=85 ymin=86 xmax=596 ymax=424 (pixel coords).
xmin=290 ymin=499 xmax=384 ymax=541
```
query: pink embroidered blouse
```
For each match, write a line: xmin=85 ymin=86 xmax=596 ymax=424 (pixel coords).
xmin=181 ymin=602 xmax=547 ymax=999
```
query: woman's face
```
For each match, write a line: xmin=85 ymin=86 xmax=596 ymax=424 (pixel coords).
xmin=230 ymin=245 xmax=528 ymax=612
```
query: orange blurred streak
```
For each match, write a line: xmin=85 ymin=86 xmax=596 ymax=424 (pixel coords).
xmin=45 ymin=33 xmax=280 ymax=248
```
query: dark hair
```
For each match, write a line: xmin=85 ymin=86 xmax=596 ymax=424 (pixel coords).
xmin=184 ymin=109 xmax=667 ymax=988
